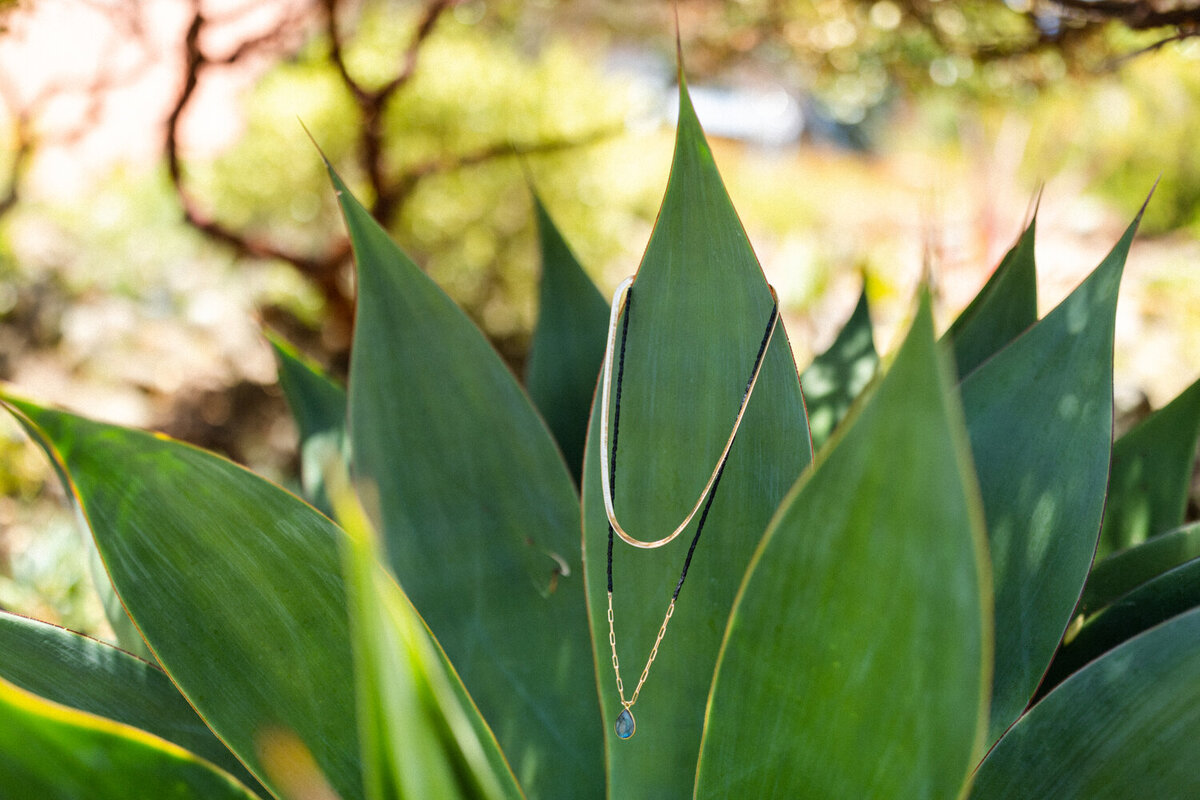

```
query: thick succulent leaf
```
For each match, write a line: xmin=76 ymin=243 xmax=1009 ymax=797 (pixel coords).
xmin=1080 ymin=520 xmax=1200 ymax=615
xmin=1041 ymin=555 xmax=1200 ymax=694
xmin=335 ymin=169 xmax=601 ymax=797
xmin=580 ymin=80 xmax=813 ymax=798
xmin=0 ymin=611 xmax=262 ymax=794
xmin=944 ymin=216 xmax=1038 ymax=379
xmin=83 ymin=528 xmax=156 ymax=661
xmin=332 ymin=476 xmax=521 ymax=800
xmin=525 ymin=195 xmax=610 ymax=484
xmin=960 ymin=210 xmax=1141 ymax=743
xmin=800 ymin=285 xmax=878 ymax=450
xmin=696 ymin=297 xmax=990 ymax=799
xmin=3 ymin=398 xmax=362 ymax=800
xmin=0 ymin=676 xmax=258 ymax=800
xmin=270 ymin=335 xmax=348 ymax=516
xmin=1097 ymin=376 xmax=1200 ymax=557
xmin=3 ymin=411 xmax=151 ymax=659
xmin=971 ymin=606 xmax=1200 ymax=798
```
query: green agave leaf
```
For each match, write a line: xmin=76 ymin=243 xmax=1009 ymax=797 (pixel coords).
xmin=334 ymin=169 xmax=602 ymax=797
xmin=800 ymin=285 xmax=878 ymax=450
xmin=87 ymin=545 xmax=155 ymax=662
xmin=1041 ymin=555 xmax=1200 ymax=694
xmin=0 ymin=676 xmax=258 ymax=800
xmin=696 ymin=296 xmax=990 ymax=798
xmin=960 ymin=209 xmax=1141 ymax=744
xmin=3 ymin=398 xmax=362 ymax=800
xmin=1097 ymin=375 xmax=1200 ymax=558
xmin=1080 ymin=520 xmax=1200 ymax=615
xmin=526 ymin=195 xmax=610 ymax=485
xmin=971 ymin=606 xmax=1200 ymax=798
xmin=332 ymin=474 xmax=521 ymax=800
xmin=581 ymin=80 xmax=813 ymax=798
xmin=944 ymin=215 xmax=1038 ymax=379
xmin=0 ymin=611 xmax=262 ymax=794
xmin=3 ymin=410 xmax=151 ymax=660
xmin=270 ymin=335 xmax=348 ymax=516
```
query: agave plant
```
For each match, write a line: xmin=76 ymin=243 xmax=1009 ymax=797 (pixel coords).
xmin=2 ymin=72 xmax=1200 ymax=799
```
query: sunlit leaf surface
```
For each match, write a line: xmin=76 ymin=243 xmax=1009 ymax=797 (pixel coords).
xmin=1098 ymin=376 xmax=1200 ymax=557
xmin=3 ymin=410 xmax=152 ymax=660
xmin=801 ymin=285 xmax=878 ymax=450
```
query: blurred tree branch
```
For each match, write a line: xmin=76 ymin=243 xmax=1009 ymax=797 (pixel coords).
xmin=162 ymin=0 xmax=618 ymax=343
xmin=613 ymin=0 xmax=1200 ymax=90
xmin=0 ymin=97 xmax=31 ymax=219
xmin=163 ymin=0 xmax=348 ymax=315
xmin=1049 ymin=0 xmax=1200 ymax=30
xmin=323 ymin=0 xmax=459 ymax=226
xmin=0 ymin=21 xmax=146 ymax=220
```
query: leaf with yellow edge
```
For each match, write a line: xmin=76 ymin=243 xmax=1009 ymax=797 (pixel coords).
xmin=330 ymin=470 xmax=522 ymax=800
xmin=0 ymin=676 xmax=258 ymax=800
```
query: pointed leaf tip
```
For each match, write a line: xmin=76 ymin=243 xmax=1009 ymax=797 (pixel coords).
xmin=581 ymin=62 xmax=811 ymax=792
xmin=674 ymin=7 xmax=684 ymax=80
xmin=960 ymin=210 xmax=1140 ymax=744
xmin=944 ymin=211 xmax=1038 ymax=380
xmin=342 ymin=174 xmax=603 ymax=795
xmin=801 ymin=283 xmax=879 ymax=451
xmin=527 ymin=196 xmax=609 ymax=484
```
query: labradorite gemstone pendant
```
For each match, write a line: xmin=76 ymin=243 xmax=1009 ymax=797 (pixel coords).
xmin=615 ymin=708 xmax=636 ymax=739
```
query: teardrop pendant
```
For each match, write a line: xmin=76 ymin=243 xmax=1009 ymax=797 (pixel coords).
xmin=615 ymin=707 xmax=636 ymax=739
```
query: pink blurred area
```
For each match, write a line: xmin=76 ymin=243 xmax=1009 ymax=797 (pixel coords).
xmin=0 ymin=0 xmax=308 ymax=197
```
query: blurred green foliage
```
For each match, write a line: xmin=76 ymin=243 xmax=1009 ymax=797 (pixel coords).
xmin=1015 ymin=45 xmax=1200 ymax=235
xmin=193 ymin=5 xmax=664 ymax=356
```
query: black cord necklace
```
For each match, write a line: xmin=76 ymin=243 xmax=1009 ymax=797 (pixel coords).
xmin=602 ymin=279 xmax=780 ymax=740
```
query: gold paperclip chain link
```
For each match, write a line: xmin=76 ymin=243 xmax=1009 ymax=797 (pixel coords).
xmin=607 ymin=591 xmax=676 ymax=710
xmin=603 ymin=278 xmax=780 ymax=737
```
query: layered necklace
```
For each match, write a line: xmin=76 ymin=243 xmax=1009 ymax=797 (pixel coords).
xmin=599 ymin=275 xmax=779 ymax=739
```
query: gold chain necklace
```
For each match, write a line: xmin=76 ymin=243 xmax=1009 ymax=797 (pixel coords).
xmin=600 ymin=276 xmax=779 ymax=739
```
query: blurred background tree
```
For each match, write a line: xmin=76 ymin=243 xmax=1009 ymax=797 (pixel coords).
xmin=1 ymin=0 xmax=1199 ymax=634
